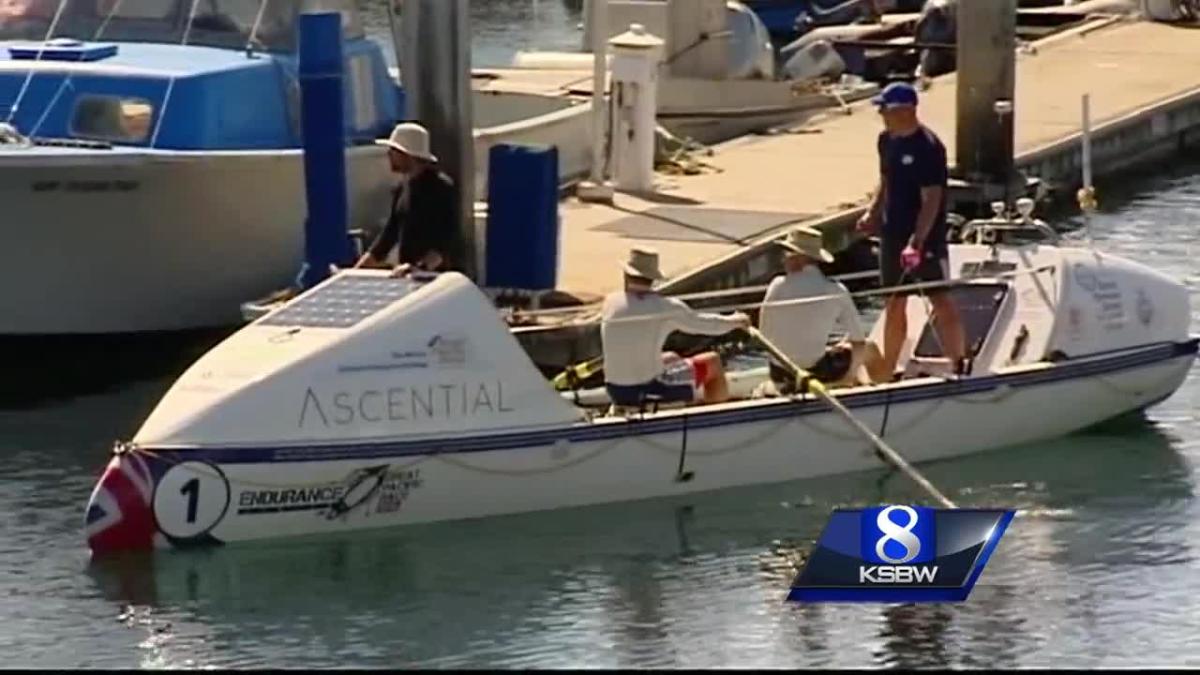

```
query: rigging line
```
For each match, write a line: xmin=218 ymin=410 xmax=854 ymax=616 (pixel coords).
xmin=149 ymin=0 xmax=202 ymax=149
xmin=29 ymin=0 xmax=127 ymax=138
xmin=27 ymin=77 xmax=71 ymax=138
xmin=245 ymin=0 xmax=270 ymax=53
xmin=5 ymin=0 xmax=69 ymax=126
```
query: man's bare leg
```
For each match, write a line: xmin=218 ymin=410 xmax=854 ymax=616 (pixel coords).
xmin=929 ymin=292 xmax=967 ymax=366
xmin=882 ymin=295 xmax=909 ymax=378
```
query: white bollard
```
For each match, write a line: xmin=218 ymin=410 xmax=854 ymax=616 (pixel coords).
xmin=608 ymin=24 xmax=664 ymax=194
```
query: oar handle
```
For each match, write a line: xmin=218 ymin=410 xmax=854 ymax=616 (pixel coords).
xmin=746 ymin=327 xmax=957 ymax=509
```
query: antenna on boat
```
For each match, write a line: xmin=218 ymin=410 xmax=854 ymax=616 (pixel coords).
xmin=1078 ymin=93 xmax=1098 ymax=247
xmin=747 ymin=327 xmax=958 ymax=509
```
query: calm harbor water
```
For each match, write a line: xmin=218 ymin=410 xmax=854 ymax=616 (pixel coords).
xmin=359 ymin=0 xmax=587 ymax=68
xmin=2 ymin=5 xmax=1199 ymax=670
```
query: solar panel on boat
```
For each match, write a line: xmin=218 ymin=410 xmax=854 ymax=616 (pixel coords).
xmin=259 ymin=276 xmax=414 ymax=329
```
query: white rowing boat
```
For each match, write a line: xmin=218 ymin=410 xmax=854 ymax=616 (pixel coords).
xmin=84 ymin=219 xmax=1197 ymax=555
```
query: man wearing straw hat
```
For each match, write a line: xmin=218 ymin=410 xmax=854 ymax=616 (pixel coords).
xmin=760 ymin=227 xmax=887 ymax=394
xmin=356 ymin=122 xmax=462 ymax=274
xmin=601 ymin=247 xmax=751 ymax=408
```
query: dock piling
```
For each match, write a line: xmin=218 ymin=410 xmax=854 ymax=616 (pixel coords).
xmin=955 ymin=0 xmax=1018 ymax=205
xmin=297 ymin=11 xmax=353 ymax=289
xmin=396 ymin=0 xmax=479 ymax=280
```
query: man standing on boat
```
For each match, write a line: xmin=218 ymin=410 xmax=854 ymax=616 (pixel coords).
xmin=355 ymin=122 xmax=463 ymax=275
xmin=759 ymin=227 xmax=887 ymax=394
xmin=855 ymin=82 xmax=968 ymax=377
xmin=601 ymin=248 xmax=751 ymax=408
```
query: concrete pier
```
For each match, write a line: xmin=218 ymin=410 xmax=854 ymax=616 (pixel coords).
xmin=554 ymin=17 xmax=1200 ymax=299
xmin=520 ymin=17 xmax=1200 ymax=371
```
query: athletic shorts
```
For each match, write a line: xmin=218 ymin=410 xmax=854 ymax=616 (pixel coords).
xmin=769 ymin=346 xmax=853 ymax=394
xmin=606 ymin=357 xmax=700 ymax=407
xmin=880 ymin=236 xmax=949 ymax=291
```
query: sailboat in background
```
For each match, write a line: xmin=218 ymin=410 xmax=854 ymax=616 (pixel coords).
xmin=0 ymin=0 xmax=401 ymax=336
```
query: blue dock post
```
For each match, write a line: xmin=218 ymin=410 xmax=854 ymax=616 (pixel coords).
xmin=298 ymin=11 xmax=353 ymax=289
xmin=485 ymin=144 xmax=560 ymax=291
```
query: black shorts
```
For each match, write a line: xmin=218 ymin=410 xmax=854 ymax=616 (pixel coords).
xmin=879 ymin=237 xmax=948 ymax=291
xmin=770 ymin=347 xmax=853 ymax=394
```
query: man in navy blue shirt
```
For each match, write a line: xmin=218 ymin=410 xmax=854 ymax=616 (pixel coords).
xmin=855 ymin=82 xmax=967 ymax=376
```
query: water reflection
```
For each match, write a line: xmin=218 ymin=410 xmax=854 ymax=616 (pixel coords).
xmin=876 ymin=603 xmax=954 ymax=668
xmin=0 ymin=329 xmax=225 ymax=412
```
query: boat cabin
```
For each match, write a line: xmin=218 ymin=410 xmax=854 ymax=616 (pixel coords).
xmin=0 ymin=0 xmax=400 ymax=149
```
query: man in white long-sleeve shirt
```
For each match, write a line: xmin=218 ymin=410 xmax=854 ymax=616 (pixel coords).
xmin=760 ymin=227 xmax=885 ymax=393
xmin=602 ymin=248 xmax=750 ymax=408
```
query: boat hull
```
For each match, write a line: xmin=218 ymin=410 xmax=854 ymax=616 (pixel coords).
xmin=0 ymin=146 xmax=393 ymax=335
xmin=84 ymin=339 xmax=1197 ymax=555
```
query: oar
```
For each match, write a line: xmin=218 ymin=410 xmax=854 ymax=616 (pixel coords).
xmin=746 ymin=326 xmax=957 ymax=509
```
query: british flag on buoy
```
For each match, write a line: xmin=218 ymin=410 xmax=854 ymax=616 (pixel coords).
xmin=84 ymin=450 xmax=159 ymax=555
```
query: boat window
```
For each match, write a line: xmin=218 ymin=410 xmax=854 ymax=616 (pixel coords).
xmin=70 ymin=95 xmax=154 ymax=142
xmin=912 ymin=283 xmax=1010 ymax=359
xmin=0 ymin=1 xmax=366 ymax=51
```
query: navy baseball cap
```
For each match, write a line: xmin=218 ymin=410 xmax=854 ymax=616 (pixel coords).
xmin=872 ymin=82 xmax=919 ymax=109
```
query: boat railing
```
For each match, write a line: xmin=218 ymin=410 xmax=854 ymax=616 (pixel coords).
xmin=506 ymin=263 xmax=1057 ymax=330
xmin=959 ymin=198 xmax=1061 ymax=247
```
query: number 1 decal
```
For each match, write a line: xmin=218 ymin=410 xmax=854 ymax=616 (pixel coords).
xmin=180 ymin=478 xmax=200 ymax=525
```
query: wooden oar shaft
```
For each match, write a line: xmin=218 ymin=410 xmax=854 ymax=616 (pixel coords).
xmin=747 ymin=327 xmax=957 ymax=509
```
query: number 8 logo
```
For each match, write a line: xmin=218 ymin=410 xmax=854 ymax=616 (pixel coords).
xmin=874 ymin=505 xmax=923 ymax=564
xmin=151 ymin=461 xmax=231 ymax=542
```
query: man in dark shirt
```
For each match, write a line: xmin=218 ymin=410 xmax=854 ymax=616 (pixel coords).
xmin=855 ymin=82 xmax=967 ymax=377
xmin=356 ymin=122 xmax=462 ymax=274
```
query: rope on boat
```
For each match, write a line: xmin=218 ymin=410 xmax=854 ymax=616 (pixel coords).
xmin=1090 ymin=369 xmax=1183 ymax=399
xmin=3 ymin=0 xmax=69 ymax=128
xmin=430 ymin=437 xmax=624 ymax=476
xmin=747 ymin=327 xmax=958 ymax=509
xmin=127 ymin=445 xmax=430 ymax=490
xmin=245 ymin=0 xmax=271 ymax=53
xmin=149 ymin=0 xmax=202 ymax=149
xmin=27 ymin=0 xmax=127 ymax=139
xmin=627 ymin=411 xmax=796 ymax=458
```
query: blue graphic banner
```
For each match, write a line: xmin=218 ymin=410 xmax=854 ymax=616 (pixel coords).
xmin=788 ymin=506 xmax=1015 ymax=603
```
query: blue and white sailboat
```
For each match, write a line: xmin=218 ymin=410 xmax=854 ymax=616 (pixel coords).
xmin=0 ymin=0 xmax=402 ymax=335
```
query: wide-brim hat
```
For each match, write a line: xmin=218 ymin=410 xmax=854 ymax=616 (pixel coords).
xmin=621 ymin=247 xmax=666 ymax=282
xmin=376 ymin=122 xmax=438 ymax=162
xmin=778 ymin=226 xmax=834 ymax=264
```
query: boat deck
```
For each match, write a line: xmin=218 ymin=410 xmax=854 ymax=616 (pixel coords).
xmin=541 ymin=18 xmax=1200 ymax=299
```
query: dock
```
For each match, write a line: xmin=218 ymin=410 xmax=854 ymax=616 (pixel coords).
xmin=507 ymin=16 xmax=1200 ymax=372
xmin=550 ymin=17 xmax=1200 ymax=301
